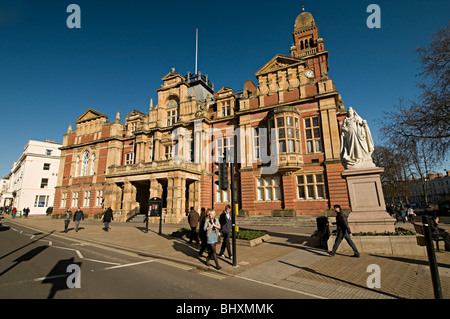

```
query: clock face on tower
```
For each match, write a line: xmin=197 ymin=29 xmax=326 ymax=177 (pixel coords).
xmin=305 ymin=69 xmax=315 ymax=79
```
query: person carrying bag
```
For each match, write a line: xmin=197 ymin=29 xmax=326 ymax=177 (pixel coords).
xmin=204 ymin=210 xmax=222 ymax=270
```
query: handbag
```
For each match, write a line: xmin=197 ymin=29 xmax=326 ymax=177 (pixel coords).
xmin=217 ymin=229 xmax=222 ymax=244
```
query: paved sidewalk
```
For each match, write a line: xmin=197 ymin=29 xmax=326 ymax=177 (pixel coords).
xmin=2 ymin=214 xmax=450 ymax=299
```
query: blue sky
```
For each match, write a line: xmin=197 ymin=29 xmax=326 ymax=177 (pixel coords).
xmin=0 ymin=0 xmax=449 ymax=176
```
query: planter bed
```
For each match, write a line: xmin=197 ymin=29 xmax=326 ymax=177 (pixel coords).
xmin=173 ymin=228 xmax=271 ymax=247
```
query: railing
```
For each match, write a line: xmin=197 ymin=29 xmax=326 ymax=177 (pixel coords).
xmin=298 ymin=47 xmax=318 ymax=57
xmin=107 ymin=160 xmax=201 ymax=176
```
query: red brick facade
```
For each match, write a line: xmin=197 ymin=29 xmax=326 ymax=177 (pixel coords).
xmin=53 ymin=9 xmax=350 ymax=221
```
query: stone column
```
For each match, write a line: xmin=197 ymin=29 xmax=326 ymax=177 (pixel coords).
xmin=122 ymin=181 xmax=139 ymax=218
xmin=187 ymin=181 xmax=195 ymax=212
xmin=194 ymin=180 xmax=200 ymax=211
xmin=149 ymin=178 xmax=162 ymax=199
xmin=166 ymin=176 xmax=174 ymax=216
xmin=180 ymin=177 xmax=187 ymax=216
xmin=171 ymin=176 xmax=184 ymax=218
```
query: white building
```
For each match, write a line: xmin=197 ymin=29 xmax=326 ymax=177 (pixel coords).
xmin=409 ymin=171 xmax=450 ymax=205
xmin=2 ymin=140 xmax=62 ymax=215
xmin=0 ymin=177 xmax=12 ymax=207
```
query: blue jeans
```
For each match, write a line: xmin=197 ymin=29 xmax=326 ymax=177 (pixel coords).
xmin=332 ymin=229 xmax=360 ymax=255
xmin=64 ymin=219 xmax=70 ymax=232
xmin=74 ymin=220 xmax=80 ymax=231
xmin=103 ymin=222 xmax=110 ymax=231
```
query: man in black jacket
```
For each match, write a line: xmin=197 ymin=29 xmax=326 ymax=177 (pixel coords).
xmin=430 ymin=215 xmax=450 ymax=251
xmin=73 ymin=207 xmax=84 ymax=232
xmin=218 ymin=205 xmax=232 ymax=259
xmin=102 ymin=207 xmax=114 ymax=232
xmin=329 ymin=205 xmax=360 ymax=257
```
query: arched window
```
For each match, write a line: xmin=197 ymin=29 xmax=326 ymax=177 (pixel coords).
xmin=81 ymin=151 xmax=90 ymax=176
xmin=90 ymin=153 xmax=96 ymax=175
xmin=75 ymin=156 xmax=80 ymax=177
xmin=166 ymin=96 xmax=179 ymax=127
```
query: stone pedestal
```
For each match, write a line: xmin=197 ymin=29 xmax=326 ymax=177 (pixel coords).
xmin=341 ymin=167 xmax=395 ymax=233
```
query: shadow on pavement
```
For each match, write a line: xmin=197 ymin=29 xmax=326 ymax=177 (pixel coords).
xmin=278 ymin=260 xmax=402 ymax=299
xmin=43 ymin=257 xmax=82 ymax=299
xmin=0 ymin=245 xmax=49 ymax=278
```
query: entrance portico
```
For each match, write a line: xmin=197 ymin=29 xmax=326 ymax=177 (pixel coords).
xmin=104 ymin=169 xmax=201 ymax=223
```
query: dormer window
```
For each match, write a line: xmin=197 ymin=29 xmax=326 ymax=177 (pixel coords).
xmin=221 ymin=100 xmax=231 ymax=117
xmin=166 ymin=96 xmax=179 ymax=126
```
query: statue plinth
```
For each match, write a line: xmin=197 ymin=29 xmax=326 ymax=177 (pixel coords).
xmin=341 ymin=167 xmax=396 ymax=233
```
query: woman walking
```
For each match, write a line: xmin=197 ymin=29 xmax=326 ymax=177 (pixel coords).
xmin=204 ymin=210 xmax=222 ymax=270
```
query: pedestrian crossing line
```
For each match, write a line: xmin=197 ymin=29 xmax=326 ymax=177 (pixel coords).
xmin=52 ymin=245 xmax=83 ymax=259
xmin=83 ymin=258 xmax=122 ymax=266
xmin=197 ymin=271 xmax=226 ymax=280
xmin=101 ymin=259 xmax=157 ymax=271
xmin=156 ymin=259 xmax=195 ymax=271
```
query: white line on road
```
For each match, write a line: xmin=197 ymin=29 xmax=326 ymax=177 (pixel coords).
xmin=234 ymin=275 xmax=327 ymax=299
xmin=99 ymin=260 xmax=157 ymax=271
xmin=34 ymin=274 xmax=68 ymax=282
xmin=83 ymin=258 xmax=122 ymax=266
xmin=52 ymin=246 xmax=83 ymax=259
xmin=156 ymin=259 xmax=194 ymax=271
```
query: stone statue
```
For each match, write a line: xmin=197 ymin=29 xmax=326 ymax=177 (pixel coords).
xmin=340 ymin=107 xmax=375 ymax=169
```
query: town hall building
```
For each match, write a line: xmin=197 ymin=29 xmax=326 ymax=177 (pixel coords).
xmin=53 ymin=8 xmax=350 ymax=222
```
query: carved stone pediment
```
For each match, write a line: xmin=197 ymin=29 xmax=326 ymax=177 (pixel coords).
xmin=75 ymin=108 xmax=109 ymax=124
xmin=255 ymin=54 xmax=303 ymax=77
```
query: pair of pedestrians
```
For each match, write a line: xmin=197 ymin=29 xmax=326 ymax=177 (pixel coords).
xmin=63 ymin=207 xmax=114 ymax=232
xmin=63 ymin=207 xmax=84 ymax=233
xmin=189 ymin=205 xmax=233 ymax=270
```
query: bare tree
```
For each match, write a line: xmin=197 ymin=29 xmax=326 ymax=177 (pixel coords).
xmin=382 ymin=23 xmax=450 ymax=159
xmin=373 ymin=145 xmax=411 ymax=204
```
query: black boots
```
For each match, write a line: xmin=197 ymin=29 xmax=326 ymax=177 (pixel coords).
xmin=205 ymin=258 xmax=221 ymax=270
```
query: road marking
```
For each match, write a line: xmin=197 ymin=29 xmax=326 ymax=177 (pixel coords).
xmin=234 ymin=275 xmax=327 ymax=299
xmin=9 ymin=223 xmax=126 ymax=270
xmin=157 ymin=259 xmax=194 ymax=271
xmin=100 ymin=260 xmax=157 ymax=271
xmin=34 ymin=274 xmax=68 ymax=282
xmin=0 ymin=275 xmax=69 ymax=288
xmin=52 ymin=246 xmax=83 ymax=259
xmin=198 ymin=271 xmax=226 ymax=280
xmin=83 ymin=258 xmax=122 ymax=266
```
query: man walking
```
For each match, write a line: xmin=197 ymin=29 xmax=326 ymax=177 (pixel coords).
xmin=73 ymin=207 xmax=84 ymax=232
xmin=188 ymin=206 xmax=200 ymax=245
xmin=329 ymin=205 xmax=360 ymax=257
xmin=102 ymin=207 xmax=114 ymax=232
xmin=219 ymin=205 xmax=232 ymax=259
xmin=64 ymin=207 xmax=72 ymax=233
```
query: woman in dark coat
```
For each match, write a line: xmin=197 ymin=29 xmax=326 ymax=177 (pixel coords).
xmin=102 ymin=207 xmax=114 ymax=232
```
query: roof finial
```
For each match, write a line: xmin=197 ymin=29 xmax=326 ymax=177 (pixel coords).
xmin=301 ymin=1 xmax=305 ymax=12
